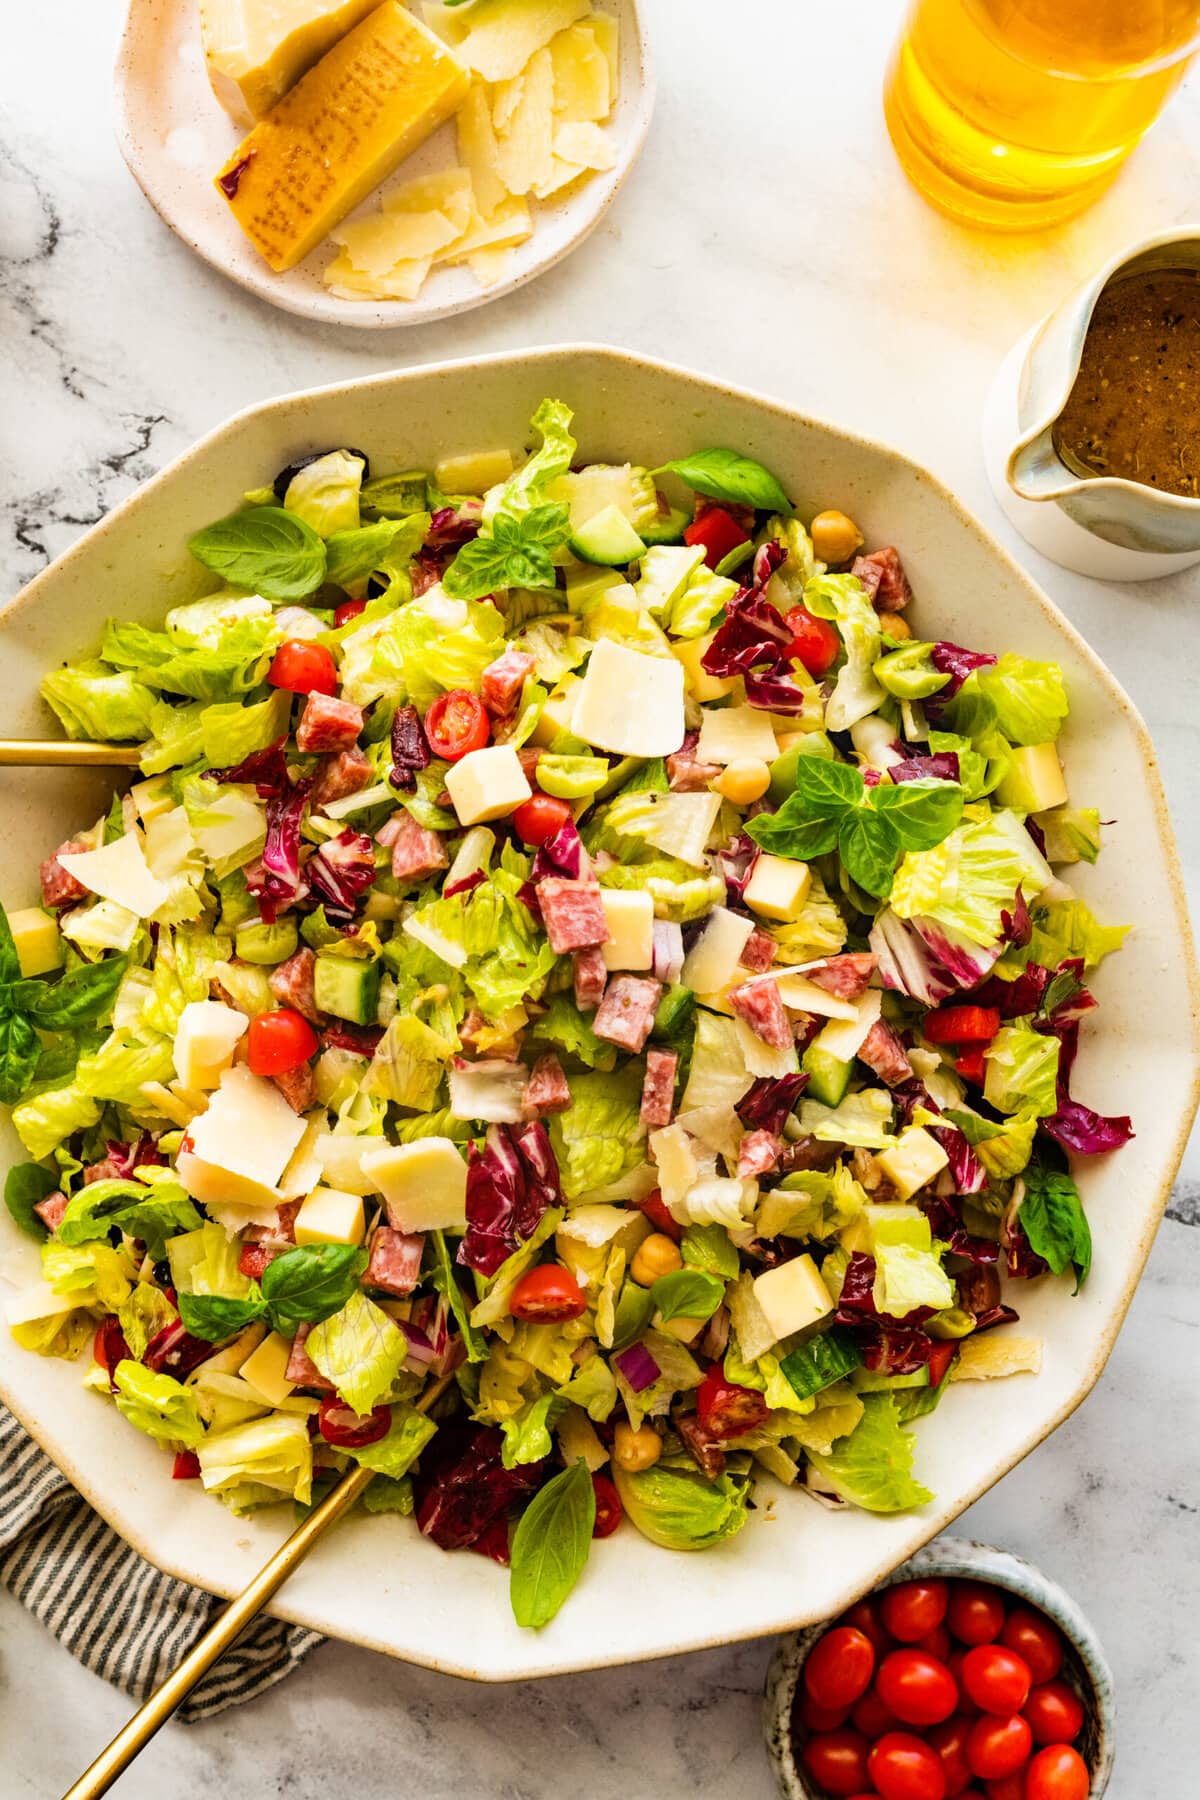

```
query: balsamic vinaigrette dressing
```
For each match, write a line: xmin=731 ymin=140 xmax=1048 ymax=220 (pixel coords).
xmin=1051 ymin=266 xmax=1200 ymax=499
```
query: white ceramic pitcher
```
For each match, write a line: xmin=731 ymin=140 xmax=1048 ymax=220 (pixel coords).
xmin=984 ymin=226 xmax=1200 ymax=580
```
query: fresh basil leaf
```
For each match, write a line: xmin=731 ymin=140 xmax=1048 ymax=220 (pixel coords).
xmin=610 ymin=1278 xmax=656 ymax=1351
xmin=794 ymin=755 xmax=864 ymax=814
xmin=650 ymin=1267 xmax=725 ymax=1324
xmin=442 ymin=503 xmax=570 ymax=601
xmin=1020 ymin=1161 xmax=1092 ymax=1291
xmin=57 ymin=1177 xmax=202 ymax=1260
xmin=0 ymin=900 xmax=20 ymax=987
xmin=653 ymin=449 xmax=792 ymax=516
xmin=779 ymin=1326 xmax=863 ymax=1400
xmin=260 ymin=1242 xmax=368 ymax=1334
xmin=188 ymin=505 xmax=327 ymax=601
xmin=509 ymin=1458 xmax=595 ymax=1630
xmin=4 ymin=1162 xmax=59 ymax=1239
xmin=746 ymin=805 xmax=839 ymax=862
xmin=426 ymin=1229 xmax=488 ymax=1362
xmin=0 ymin=1010 xmax=41 ymax=1107
xmin=872 ymin=777 xmax=964 ymax=851
xmin=681 ymin=1221 xmax=740 ymax=1280
xmin=177 ymin=1288 xmax=266 ymax=1343
xmin=838 ymin=807 xmax=900 ymax=898
xmin=12 ymin=955 xmax=127 ymax=1029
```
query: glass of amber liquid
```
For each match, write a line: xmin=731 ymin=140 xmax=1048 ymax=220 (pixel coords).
xmin=885 ymin=0 xmax=1200 ymax=230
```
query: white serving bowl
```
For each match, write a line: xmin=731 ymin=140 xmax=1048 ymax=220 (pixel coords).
xmin=1 ymin=347 xmax=1197 ymax=1681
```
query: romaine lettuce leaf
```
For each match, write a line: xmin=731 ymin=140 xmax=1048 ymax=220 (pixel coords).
xmin=41 ymin=661 xmax=159 ymax=744
xmin=113 ymin=1359 xmax=205 ymax=1446
xmin=283 ymin=450 xmax=364 ymax=537
xmin=873 ymin=1242 xmax=956 ymax=1318
xmin=891 ymin=811 xmax=1052 ymax=949
xmin=555 ymin=1353 xmax=618 ymax=1421
xmin=944 ymin=1105 xmax=1038 ymax=1178
xmin=798 ymin=1089 xmax=896 ymax=1148
xmin=116 ymin=1284 xmax=178 ymax=1360
xmin=550 ymin=1066 xmax=645 ymax=1198
xmin=42 ymin=1240 xmax=133 ymax=1312
xmin=805 ymin=1392 xmax=932 ymax=1512
xmin=10 ymin=1084 xmax=102 ymax=1160
xmin=500 ymin=1392 xmax=564 ymax=1469
xmin=58 ymin=1174 xmax=201 ymax=1260
xmin=998 ymin=897 xmax=1129 ymax=977
xmin=968 ymin=653 xmax=1068 ymax=745
xmin=196 ymin=1412 xmax=313 ymax=1510
xmin=306 ymin=1291 xmax=407 ymax=1415
xmin=983 ymin=1021 xmax=1060 ymax=1118
xmin=484 ymin=398 xmax=576 ymax=526
xmin=342 ymin=1403 xmax=437 ymax=1478
xmin=613 ymin=1458 xmax=751 ymax=1550
xmin=362 ymin=1014 xmax=454 ymax=1110
xmin=804 ymin=573 xmax=884 ymax=730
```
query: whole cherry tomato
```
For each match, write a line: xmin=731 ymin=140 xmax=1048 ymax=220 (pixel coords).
xmin=918 ymin=1624 xmax=953 ymax=1664
xmin=947 ymin=1581 xmax=1006 ymax=1647
xmin=1024 ymin=1680 xmax=1085 ymax=1747
xmin=965 ymin=1713 xmax=1033 ymax=1782
xmin=268 ymin=639 xmax=338 ymax=696
xmin=801 ymin=1727 xmax=872 ymax=1797
xmin=925 ymin=1715 xmax=974 ymax=1798
xmin=334 ymin=597 xmax=368 ymax=627
xmin=982 ymin=1778 xmax=1024 ymax=1800
xmin=696 ymin=1367 xmax=770 ymax=1439
xmin=785 ymin=603 xmax=841 ymax=676
xmin=590 ymin=1473 xmax=622 ymax=1538
xmin=1023 ymin=1745 xmax=1089 ymax=1800
xmin=513 ymin=793 xmax=573 ymax=846
xmin=852 ymin=1684 xmax=900 ymax=1740
xmin=317 ymin=1397 xmax=391 ymax=1447
xmin=508 ymin=1263 xmax=587 ymax=1323
xmin=841 ymin=1597 xmax=892 ymax=1657
xmin=797 ymin=1693 xmax=850 ymax=1733
xmin=961 ymin=1645 xmax=1032 ymax=1715
xmin=882 ymin=1580 xmax=950 ymax=1644
xmin=868 ymin=1730 xmax=948 ymax=1800
xmin=999 ymin=1609 xmax=1064 ymax=1686
xmin=804 ymin=1626 xmax=877 ymax=1711
xmin=877 ymin=1649 xmax=959 ymax=1727
xmin=423 ymin=689 xmax=489 ymax=761
xmin=247 ymin=1008 xmax=318 ymax=1076
xmin=947 ymin=1650 xmax=980 ymax=1716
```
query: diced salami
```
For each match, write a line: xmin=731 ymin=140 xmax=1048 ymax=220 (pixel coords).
xmin=269 ymin=948 xmax=322 ymax=1024
xmin=667 ymin=732 xmax=720 ymax=793
xmin=312 ymin=746 xmax=372 ymax=808
xmin=40 ymin=840 xmax=90 ymax=909
xmin=857 ymin=1017 xmax=914 ymax=1087
xmin=481 ymin=648 xmax=536 ymax=717
xmin=365 ymin=1226 xmax=425 ymax=1297
xmin=593 ymin=975 xmax=662 ymax=1054
xmin=572 ymin=944 xmax=608 ymax=1011
xmin=240 ymin=1199 xmax=301 ymax=1273
xmin=852 ymin=546 xmax=912 ymax=612
xmin=536 ymin=878 xmax=608 ymax=953
xmin=83 ymin=1156 xmax=123 ymax=1185
xmin=640 ymin=1047 xmax=678 ymax=1128
xmin=286 ymin=1323 xmax=335 ymax=1392
xmin=517 ymin=745 xmax=543 ymax=785
xmin=295 ymin=691 xmax=365 ymax=753
xmin=272 ymin=1062 xmax=315 ymax=1113
xmin=676 ymin=1411 xmax=726 ymax=1479
xmin=33 ymin=1192 xmax=68 ymax=1233
xmin=389 ymin=810 xmax=448 ymax=884
xmin=739 ymin=928 xmax=777 ymax=974
xmin=729 ymin=978 xmax=792 ymax=1051
xmin=522 ymin=1052 xmax=571 ymax=1118
xmin=737 ymin=1128 xmax=782 ymax=1179
xmin=807 ymin=952 xmax=879 ymax=1000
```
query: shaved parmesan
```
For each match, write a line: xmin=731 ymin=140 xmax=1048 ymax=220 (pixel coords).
xmin=382 ymin=166 xmax=475 ymax=233
xmin=771 ymin=970 xmax=859 ymax=1021
xmin=58 ymin=833 xmax=169 ymax=919
xmin=467 ymin=246 xmax=515 ymax=285
xmin=648 ymin=1123 xmax=708 ymax=1212
xmin=696 ymin=704 xmax=780 ymax=766
xmin=457 ymin=81 xmax=510 ymax=218
xmin=438 ymin=197 xmax=533 ymax=262
xmin=492 ymin=70 xmax=526 ymax=134
xmin=811 ymin=988 xmax=883 ymax=1063
xmin=532 ymin=158 xmax=588 ymax=200
xmin=457 ymin=0 xmax=591 ymax=82
xmin=493 ymin=46 xmax=555 ymax=196
xmin=733 ymin=1015 xmax=799 ymax=1080
xmin=682 ymin=908 xmax=755 ymax=996
xmin=572 ymin=637 xmax=686 ymax=756
xmin=586 ymin=10 xmax=620 ymax=93
xmin=332 ymin=205 xmax=462 ymax=274
xmin=326 ymin=256 xmax=434 ymax=302
xmin=552 ymin=120 xmax=616 ymax=171
xmin=549 ymin=23 xmax=611 ymax=121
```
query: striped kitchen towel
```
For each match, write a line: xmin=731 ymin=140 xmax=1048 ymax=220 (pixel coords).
xmin=0 ymin=1404 xmax=322 ymax=1720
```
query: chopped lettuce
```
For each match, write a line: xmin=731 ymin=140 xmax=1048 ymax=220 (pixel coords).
xmin=804 ymin=573 xmax=884 ymax=730
xmin=306 ymin=1291 xmax=407 ymax=1415
xmin=117 ymin=1284 xmax=178 ymax=1360
xmin=555 ymin=1354 xmax=618 ymax=1422
xmin=41 ymin=662 xmax=158 ymax=744
xmin=196 ymin=1412 xmax=313 ymax=1511
xmin=362 ymin=1014 xmax=455 ymax=1110
xmin=892 ymin=811 xmax=1052 ymax=948
xmin=998 ymin=896 xmax=1130 ymax=977
xmin=805 ymin=1392 xmax=932 ymax=1512
xmin=342 ymin=1404 xmax=437 ymax=1479
xmin=873 ymin=1242 xmax=956 ymax=1318
xmin=284 ymin=450 xmax=365 ymax=537
xmin=1036 ymin=807 xmax=1101 ymax=865
xmin=945 ymin=1105 xmax=1039 ymax=1178
xmin=42 ymin=1240 xmax=133 ymax=1313
xmin=485 ymin=398 xmax=577 ymax=526
xmin=613 ymin=1458 xmax=751 ymax=1550
xmin=968 ymin=653 xmax=1069 ymax=746
xmin=500 ymin=1392 xmax=564 ymax=1469
xmin=983 ymin=1021 xmax=1060 ymax=1118
xmin=113 ymin=1360 xmax=205 ymax=1446
xmin=550 ymin=1066 xmax=645 ymax=1199
xmin=11 ymin=1085 xmax=102 ymax=1160
xmin=798 ymin=1089 xmax=896 ymax=1148
xmin=58 ymin=1174 xmax=201 ymax=1260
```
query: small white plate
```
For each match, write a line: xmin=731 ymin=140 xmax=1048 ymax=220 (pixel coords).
xmin=113 ymin=0 xmax=654 ymax=329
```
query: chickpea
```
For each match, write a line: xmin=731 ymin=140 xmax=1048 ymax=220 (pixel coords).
xmin=879 ymin=611 xmax=912 ymax=642
xmin=810 ymin=509 xmax=864 ymax=565
xmin=714 ymin=757 xmax=770 ymax=805
xmin=613 ymin=1420 xmax=663 ymax=1473
xmin=630 ymin=1232 xmax=682 ymax=1286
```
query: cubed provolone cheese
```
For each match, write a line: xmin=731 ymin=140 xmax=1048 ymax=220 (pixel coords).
xmin=181 ymin=1064 xmax=307 ymax=1199
xmin=744 ymin=854 xmax=812 ymax=922
xmin=58 ymin=833 xmax=169 ymax=920
xmin=751 ymin=1254 xmax=834 ymax=1345
xmin=294 ymin=1186 xmax=366 ymax=1246
xmin=444 ymin=744 xmax=532 ymax=826
xmin=681 ymin=907 xmax=755 ymax=996
xmin=8 ymin=907 xmax=63 ymax=979
xmin=174 ymin=1000 xmax=248 ymax=1091
xmin=572 ymin=638 xmax=685 ymax=757
xmin=811 ymin=988 xmax=883 ymax=1063
xmin=434 ymin=448 xmax=515 ymax=494
xmin=361 ymin=1137 xmax=468 ymax=1231
xmin=696 ymin=705 xmax=780 ymax=766
xmin=599 ymin=888 xmax=654 ymax=971
xmin=670 ymin=634 xmax=736 ymax=703
xmin=129 ymin=775 xmax=175 ymax=825
xmin=530 ymin=673 xmax=582 ymax=746
xmin=239 ymin=1330 xmax=297 ymax=1407
xmin=875 ymin=1127 xmax=950 ymax=1202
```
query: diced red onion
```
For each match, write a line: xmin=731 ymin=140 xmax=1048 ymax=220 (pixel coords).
xmin=612 ymin=1341 xmax=660 ymax=1393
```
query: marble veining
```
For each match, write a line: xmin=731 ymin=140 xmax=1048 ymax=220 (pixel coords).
xmin=2 ymin=1 xmax=1198 ymax=1794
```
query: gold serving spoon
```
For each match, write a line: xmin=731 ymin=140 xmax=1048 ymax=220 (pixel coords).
xmin=0 ymin=741 xmax=146 ymax=768
xmin=60 ymin=1370 xmax=452 ymax=1800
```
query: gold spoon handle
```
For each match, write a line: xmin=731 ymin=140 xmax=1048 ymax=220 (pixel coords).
xmin=61 ymin=1372 xmax=452 ymax=1800
xmin=0 ymin=740 xmax=145 ymax=767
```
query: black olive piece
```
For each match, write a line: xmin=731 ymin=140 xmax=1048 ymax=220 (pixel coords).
xmin=272 ymin=447 xmax=372 ymax=501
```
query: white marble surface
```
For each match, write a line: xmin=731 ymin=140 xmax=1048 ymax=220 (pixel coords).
xmin=2 ymin=1 xmax=1199 ymax=1794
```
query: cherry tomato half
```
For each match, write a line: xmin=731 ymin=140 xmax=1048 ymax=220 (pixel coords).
xmin=513 ymin=792 xmax=573 ymax=847
xmin=508 ymin=1263 xmax=587 ymax=1323
xmin=927 ymin=1341 xmax=958 ymax=1391
xmin=926 ymin=1715 xmax=974 ymax=1798
xmin=852 ymin=1684 xmax=900 ymax=1740
xmin=247 ymin=1008 xmax=318 ymax=1076
xmin=877 ymin=1649 xmax=959 ymax=1727
xmin=922 ymin=1005 xmax=1001 ymax=1046
xmin=785 ymin=603 xmax=841 ymax=677
xmin=1024 ymin=1680 xmax=1085 ymax=1747
xmin=804 ymin=1626 xmax=877 ymax=1711
xmin=696 ymin=1367 xmax=770 ymax=1440
xmin=424 ymin=689 xmax=490 ymax=762
xmin=171 ymin=1450 xmax=201 ymax=1480
xmin=683 ymin=506 xmax=749 ymax=570
xmin=801 ymin=1728 xmax=872 ymax=1798
xmin=591 ymin=1472 xmax=623 ymax=1538
xmin=841 ymin=1597 xmax=892 ymax=1657
xmin=268 ymin=639 xmax=338 ymax=696
xmin=961 ymin=1646 xmax=1032 ymax=1716
xmin=999 ymin=1609 xmax=1064 ymax=1686
xmin=797 ymin=1694 xmax=850 ymax=1734
xmin=947 ymin=1581 xmax=1006 ymax=1647
xmin=318 ymin=1397 xmax=391 ymax=1447
xmin=638 ymin=1188 xmax=683 ymax=1242
xmin=1023 ymin=1744 xmax=1090 ymax=1800
xmin=868 ymin=1730 xmax=948 ymax=1800
xmin=334 ymin=597 xmax=368 ymax=627
xmin=882 ymin=1581 xmax=951 ymax=1645
xmin=965 ymin=1713 xmax=1032 ymax=1782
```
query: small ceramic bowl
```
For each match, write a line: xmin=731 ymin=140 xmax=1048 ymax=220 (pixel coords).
xmin=763 ymin=1535 xmax=1115 ymax=1799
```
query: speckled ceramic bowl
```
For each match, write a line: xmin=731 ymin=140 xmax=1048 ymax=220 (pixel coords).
xmin=763 ymin=1536 xmax=1114 ymax=1798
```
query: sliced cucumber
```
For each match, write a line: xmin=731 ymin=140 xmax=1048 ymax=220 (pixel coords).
xmin=801 ymin=1043 xmax=854 ymax=1107
xmin=639 ymin=504 xmax=691 ymax=546
xmin=569 ymin=504 xmax=647 ymax=567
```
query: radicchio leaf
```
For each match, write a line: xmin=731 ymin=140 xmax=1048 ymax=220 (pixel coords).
xmin=143 ymin=1318 xmax=219 ymax=1380
xmin=261 ymin=777 xmax=312 ymax=910
xmin=834 ymin=1251 xmax=934 ymax=1374
xmin=307 ymin=828 xmax=377 ymax=924
xmin=530 ymin=816 xmax=585 ymax=883
xmin=890 ymin=751 xmax=960 ymax=784
xmin=458 ymin=1122 xmax=564 ymax=1276
xmin=1000 ymin=885 xmax=1032 ymax=947
xmin=928 ymin=641 xmax=997 ymax=697
xmin=414 ymin=1423 xmax=546 ymax=1550
xmin=202 ymin=736 xmax=289 ymax=796
xmin=735 ymin=1071 xmax=808 ymax=1133
xmin=921 ymin=1192 xmax=998 ymax=1264
xmin=718 ymin=832 xmax=758 ymax=905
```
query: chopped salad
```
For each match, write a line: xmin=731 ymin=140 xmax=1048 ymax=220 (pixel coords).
xmin=0 ymin=400 xmax=1133 ymax=1627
